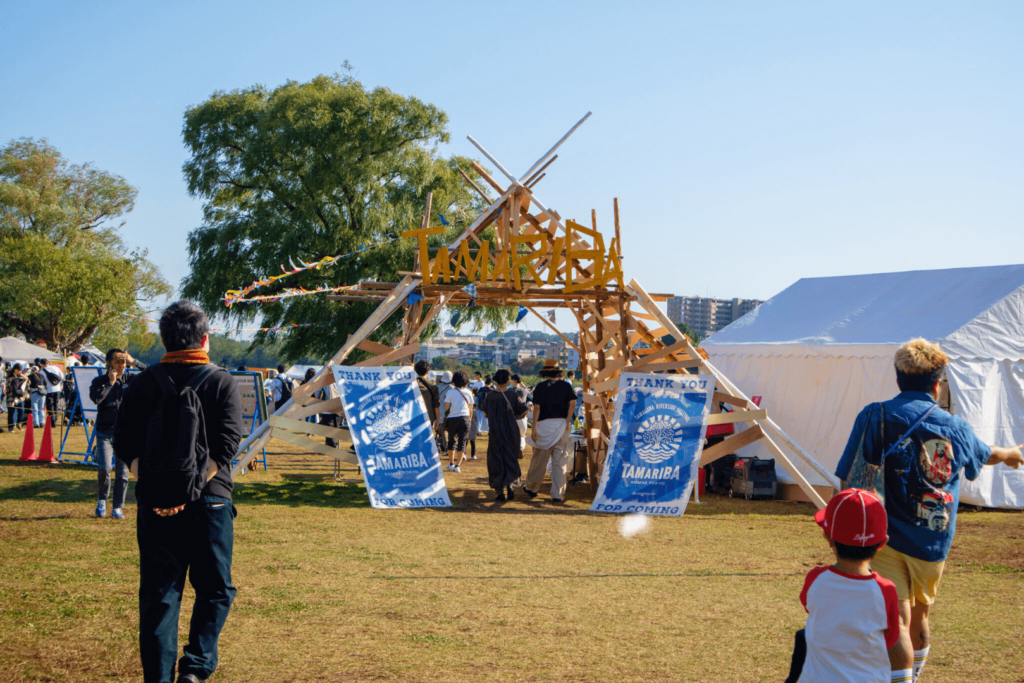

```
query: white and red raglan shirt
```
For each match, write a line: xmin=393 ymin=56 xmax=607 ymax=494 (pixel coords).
xmin=798 ymin=566 xmax=900 ymax=683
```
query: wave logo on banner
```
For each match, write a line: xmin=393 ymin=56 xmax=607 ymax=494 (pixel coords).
xmin=635 ymin=414 xmax=684 ymax=463
xmin=332 ymin=366 xmax=452 ymax=509
xmin=591 ymin=373 xmax=714 ymax=517
xmin=365 ymin=398 xmax=412 ymax=452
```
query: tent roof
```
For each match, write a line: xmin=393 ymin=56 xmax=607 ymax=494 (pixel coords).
xmin=702 ymin=265 xmax=1024 ymax=360
xmin=0 ymin=337 xmax=62 ymax=362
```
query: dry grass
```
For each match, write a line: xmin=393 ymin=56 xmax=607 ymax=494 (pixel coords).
xmin=0 ymin=425 xmax=1021 ymax=682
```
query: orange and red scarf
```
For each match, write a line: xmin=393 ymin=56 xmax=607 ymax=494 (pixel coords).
xmin=161 ymin=349 xmax=210 ymax=365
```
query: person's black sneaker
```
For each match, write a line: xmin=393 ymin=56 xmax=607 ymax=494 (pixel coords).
xmin=178 ymin=675 xmax=206 ymax=683
xmin=506 ymin=486 xmax=515 ymax=501
xmin=523 ymin=488 xmax=538 ymax=499
xmin=550 ymin=498 xmax=563 ymax=503
xmin=495 ymin=492 xmax=507 ymax=502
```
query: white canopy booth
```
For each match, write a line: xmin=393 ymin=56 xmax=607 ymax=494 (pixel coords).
xmin=701 ymin=265 xmax=1024 ymax=509
xmin=0 ymin=337 xmax=62 ymax=363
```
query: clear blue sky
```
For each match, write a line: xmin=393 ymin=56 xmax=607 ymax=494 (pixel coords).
xmin=3 ymin=1 xmax=1022 ymax=333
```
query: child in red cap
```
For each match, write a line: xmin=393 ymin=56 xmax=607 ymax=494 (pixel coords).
xmin=785 ymin=489 xmax=907 ymax=683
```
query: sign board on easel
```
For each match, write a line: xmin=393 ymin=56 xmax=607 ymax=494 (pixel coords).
xmin=231 ymin=370 xmax=269 ymax=471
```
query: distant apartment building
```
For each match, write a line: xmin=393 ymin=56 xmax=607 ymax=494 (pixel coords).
xmin=666 ymin=296 xmax=763 ymax=339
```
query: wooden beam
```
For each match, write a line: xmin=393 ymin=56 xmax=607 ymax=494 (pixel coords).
xmin=352 ymin=343 xmax=420 ymax=368
xmin=700 ymin=425 xmax=765 ymax=466
xmin=287 ymin=397 xmax=343 ymax=421
xmin=713 ymin=391 xmax=748 ymax=408
xmin=273 ymin=429 xmax=358 ymax=463
xmin=628 ymin=359 xmax=702 ymax=373
xmin=706 ymin=409 xmax=768 ymax=426
xmin=412 ymin=292 xmax=455 ymax=340
xmin=592 ymin=354 xmax=625 ymax=383
xmin=353 ymin=337 xmax=393 ymax=356
xmin=269 ymin=415 xmax=348 ymax=439
xmin=630 ymin=339 xmax=692 ymax=369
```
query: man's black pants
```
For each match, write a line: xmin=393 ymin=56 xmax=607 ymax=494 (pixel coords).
xmin=45 ymin=392 xmax=59 ymax=426
xmin=137 ymin=496 xmax=237 ymax=683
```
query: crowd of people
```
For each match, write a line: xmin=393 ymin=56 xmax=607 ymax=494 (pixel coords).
xmin=1 ymin=356 xmax=67 ymax=432
xmin=413 ymin=358 xmax=586 ymax=503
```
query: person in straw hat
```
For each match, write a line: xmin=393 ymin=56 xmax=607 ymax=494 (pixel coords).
xmin=522 ymin=360 xmax=577 ymax=503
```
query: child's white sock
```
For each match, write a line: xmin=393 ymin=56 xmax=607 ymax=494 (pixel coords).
xmin=913 ymin=646 xmax=930 ymax=681
xmin=892 ymin=669 xmax=913 ymax=682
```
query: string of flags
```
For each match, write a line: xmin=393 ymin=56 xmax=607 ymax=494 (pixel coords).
xmin=222 ymin=234 xmax=402 ymax=307
xmin=225 ymin=283 xmax=360 ymax=307
xmin=122 ymin=313 xmax=329 ymax=335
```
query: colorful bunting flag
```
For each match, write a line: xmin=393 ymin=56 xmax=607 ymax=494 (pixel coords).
xmin=516 ymin=305 xmax=528 ymax=323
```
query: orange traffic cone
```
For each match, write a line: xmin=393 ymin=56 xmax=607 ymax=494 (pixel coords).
xmin=38 ymin=418 xmax=55 ymax=463
xmin=20 ymin=415 xmax=37 ymax=461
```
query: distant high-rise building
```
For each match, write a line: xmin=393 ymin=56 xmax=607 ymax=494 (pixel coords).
xmin=666 ymin=296 xmax=763 ymax=339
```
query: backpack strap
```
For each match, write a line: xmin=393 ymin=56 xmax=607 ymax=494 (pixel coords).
xmin=881 ymin=403 xmax=937 ymax=461
xmin=152 ymin=363 xmax=218 ymax=397
xmin=149 ymin=364 xmax=178 ymax=399
xmin=183 ymin=364 xmax=219 ymax=393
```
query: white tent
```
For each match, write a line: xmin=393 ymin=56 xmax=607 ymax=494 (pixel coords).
xmin=0 ymin=337 xmax=62 ymax=363
xmin=701 ymin=265 xmax=1024 ymax=509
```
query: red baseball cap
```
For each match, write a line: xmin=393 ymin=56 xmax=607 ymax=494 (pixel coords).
xmin=815 ymin=488 xmax=887 ymax=547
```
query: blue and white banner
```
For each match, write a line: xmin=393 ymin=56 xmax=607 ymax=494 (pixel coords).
xmin=591 ymin=373 xmax=715 ymax=517
xmin=332 ymin=366 xmax=451 ymax=509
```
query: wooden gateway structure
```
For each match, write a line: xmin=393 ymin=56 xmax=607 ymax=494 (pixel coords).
xmin=231 ymin=114 xmax=839 ymax=509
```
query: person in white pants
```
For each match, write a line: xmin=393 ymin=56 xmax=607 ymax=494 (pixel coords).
xmin=522 ymin=360 xmax=577 ymax=503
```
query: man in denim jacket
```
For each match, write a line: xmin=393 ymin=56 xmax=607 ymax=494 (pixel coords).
xmin=835 ymin=338 xmax=1023 ymax=681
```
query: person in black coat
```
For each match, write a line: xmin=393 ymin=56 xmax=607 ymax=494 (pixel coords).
xmin=480 ymin=369 xmax=529 ymax=501
xmin=114 ymin=300 xmax=243 ymax=683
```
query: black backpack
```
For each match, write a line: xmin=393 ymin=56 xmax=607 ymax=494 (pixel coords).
xmin=138 ymin=364 xmax=218 ymax=508
xmin=278 ymin=375 xmax=294 ymax=402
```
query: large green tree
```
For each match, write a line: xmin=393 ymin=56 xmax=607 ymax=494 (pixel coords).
xmin=180 ymin=71 xmax=511 ymax=363
xmin=0 ymin=139 xmax=171 ymax=351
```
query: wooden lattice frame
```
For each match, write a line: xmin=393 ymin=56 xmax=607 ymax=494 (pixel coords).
xmin=232 ymin=117 xmax=837 ymax=509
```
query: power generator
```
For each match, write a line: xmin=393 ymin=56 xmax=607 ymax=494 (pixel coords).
xmin=703 ymin=454 xmax=737 ymax=495
xmin=730 ymin=457 xmax=777 ymax=500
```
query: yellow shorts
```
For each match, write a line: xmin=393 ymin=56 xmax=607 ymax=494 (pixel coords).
xmin=871 ymin=544 xmax=945 ymax=605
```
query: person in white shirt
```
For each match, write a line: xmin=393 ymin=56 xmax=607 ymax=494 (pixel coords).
xmin=267 ymin=365 xmax=294 ymax=412
xmin=468 ymin=372 xmax=484 ymax=391
xmin=786 ymin=489 xmax=905 ymax=683
xmin=440 ymin=370 xmax=474 ymax=473
xmin=39 ymin=358 xmax=64 ymax=427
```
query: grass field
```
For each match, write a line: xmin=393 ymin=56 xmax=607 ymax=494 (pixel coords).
xmin=0 ymin=425 xmax=1021 ymax=682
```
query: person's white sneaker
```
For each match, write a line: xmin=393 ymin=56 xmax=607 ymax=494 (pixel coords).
xmin=445 ymin=464 xmax=454 ymax=471
xmin=453 ymin=465 xmax=461 ymax=473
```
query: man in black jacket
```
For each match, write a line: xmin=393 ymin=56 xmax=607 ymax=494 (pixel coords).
xmin=115 ymin=301 xmax=243 ymax=683
xmin=89 ymin=348 xmax=146 ymax=519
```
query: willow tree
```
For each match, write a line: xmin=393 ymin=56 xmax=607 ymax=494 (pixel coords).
xmin=0 ymin=138 xmax=170 ymax=351
xmin=181 ymin=70 xmax=510 ymax=362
